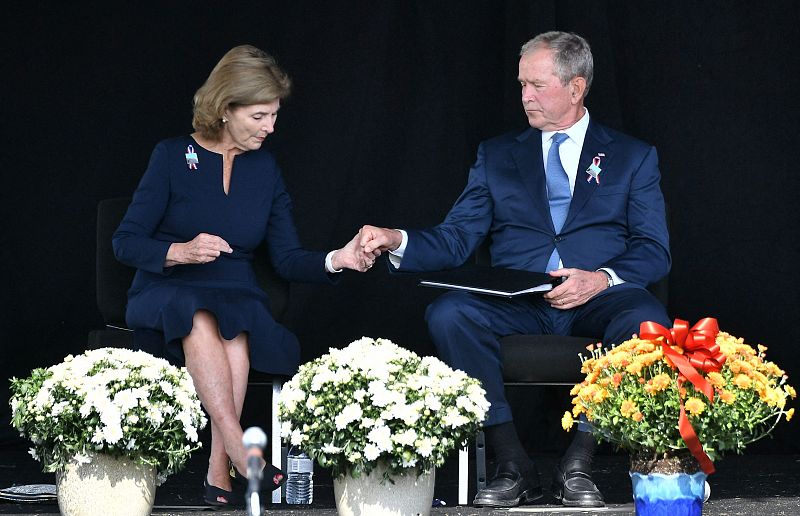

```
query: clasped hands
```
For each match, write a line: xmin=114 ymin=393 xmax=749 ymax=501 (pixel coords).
xmin=329 ymin=225 xmax=402 ymax=272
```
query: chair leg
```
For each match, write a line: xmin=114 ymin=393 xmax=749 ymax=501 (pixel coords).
xmin=458 ymin=443 xmax=469 ymax=505
xmin=476 ymin=429 xmax=487 ymax=492
xmin=271 ymin=378 xmax=283 ymax=504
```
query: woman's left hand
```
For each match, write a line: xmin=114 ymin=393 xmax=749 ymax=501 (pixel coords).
xmin=332 ymin=232 xmax=380 ymax=272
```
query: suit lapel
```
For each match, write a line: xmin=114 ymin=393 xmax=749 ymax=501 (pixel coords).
xmin=511 ymin=128 xmax=554 ymax=230
xmin=564 ymin=120 xmax=614 ymax=228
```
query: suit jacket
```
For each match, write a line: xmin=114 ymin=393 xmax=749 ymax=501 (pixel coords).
xmin=398 ymin=120 xmax=670 ymax=288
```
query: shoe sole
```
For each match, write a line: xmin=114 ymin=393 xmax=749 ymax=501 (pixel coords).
xmin=474 ymin=487 xmax=543 ymax=508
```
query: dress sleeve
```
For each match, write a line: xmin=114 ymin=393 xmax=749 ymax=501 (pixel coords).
xmin=112 ymin=142 xmax=174 ymax=274
xmin=264 ymin=171 xmax=331 ymax=283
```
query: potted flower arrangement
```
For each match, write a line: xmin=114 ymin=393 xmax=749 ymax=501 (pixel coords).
xmin=277 ymin=337 xmax=489 ymax=516
xmin=9 ymin=347 xmax=207 ymax=516
xmin=563 ymin=318 xmax=795 ymax=516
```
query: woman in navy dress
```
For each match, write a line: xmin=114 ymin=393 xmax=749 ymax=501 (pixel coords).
xmin=113 ymin=45 xmax=375 ymax=506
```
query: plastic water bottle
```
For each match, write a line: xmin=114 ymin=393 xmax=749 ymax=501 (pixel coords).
xmin=285 ymin=447 xmax=313 ymax=504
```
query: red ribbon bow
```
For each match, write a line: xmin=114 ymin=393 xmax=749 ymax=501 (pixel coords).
xmin=638 ymin=318 xmax=725 ymax=474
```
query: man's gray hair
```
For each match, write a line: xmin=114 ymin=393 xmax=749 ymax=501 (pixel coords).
xmin=520 ymin=31 xmax=593 ymax=95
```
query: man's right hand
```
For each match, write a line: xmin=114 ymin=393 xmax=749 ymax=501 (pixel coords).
xmin=359 ymin=225 xmax=403 ymax=255
xmin=166 ymin=233 xmax=233 ymax=266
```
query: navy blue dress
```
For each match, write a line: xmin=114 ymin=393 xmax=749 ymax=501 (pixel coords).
xmin=113 ymin=135 xmax=333 ymax=375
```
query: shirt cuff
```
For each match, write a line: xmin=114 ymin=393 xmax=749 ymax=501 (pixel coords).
xmin=325 ymin=250 xmax=342 ymax=273
xmin=598 ymin=267 xmax=625 ymax=286
xmin=387 ymin=229 xmax=408 ymax=269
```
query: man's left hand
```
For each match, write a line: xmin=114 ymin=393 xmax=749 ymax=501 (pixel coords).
xmin=543 ymin=268 xmax=608 ymax=310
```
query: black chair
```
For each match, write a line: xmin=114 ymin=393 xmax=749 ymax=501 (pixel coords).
xmin=90 ymin=196 xmax=290 ymax=503
xmin=456 ymin=239 xmax=669 ymax=504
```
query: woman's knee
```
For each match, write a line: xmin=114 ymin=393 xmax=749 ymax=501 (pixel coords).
xmin=188 ymin=309 xmax=221 ymax=341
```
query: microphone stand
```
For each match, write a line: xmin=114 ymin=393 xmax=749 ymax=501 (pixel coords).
xmin=243 ymin=427 xmax=267 ymax=516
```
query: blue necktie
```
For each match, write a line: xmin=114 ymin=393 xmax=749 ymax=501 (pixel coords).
xmin=545 ymin=133 xmax=570 ymax=272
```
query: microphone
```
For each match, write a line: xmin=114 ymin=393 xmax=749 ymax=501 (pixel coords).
xmin=242 ymin=427 xmax=267 ymax=516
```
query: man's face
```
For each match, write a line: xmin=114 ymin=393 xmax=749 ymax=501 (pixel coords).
xmin=518 ymin=48 xmax=580 ymax=132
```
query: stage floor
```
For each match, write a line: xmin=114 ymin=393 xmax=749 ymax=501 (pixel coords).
xmin=1 ymin=447 xmax=799 ymax=515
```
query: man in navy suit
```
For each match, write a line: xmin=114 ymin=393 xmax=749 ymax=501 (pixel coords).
xmin=360 ymin=31 xmax=671 ymax=508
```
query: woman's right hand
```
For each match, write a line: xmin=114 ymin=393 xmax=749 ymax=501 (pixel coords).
xmin=165 ymin=233 xmax=233 ymax=266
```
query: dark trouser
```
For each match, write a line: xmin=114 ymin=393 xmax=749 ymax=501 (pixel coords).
xmin=426 ymin=285 xmax=670 ymax=427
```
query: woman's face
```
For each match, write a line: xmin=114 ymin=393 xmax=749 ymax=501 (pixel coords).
xmin=222 ymin=100 xmax=280 ymax=151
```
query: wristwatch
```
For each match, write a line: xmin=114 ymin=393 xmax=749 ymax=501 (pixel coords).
xmin=599 ymin=270 xmax=613 ymax=288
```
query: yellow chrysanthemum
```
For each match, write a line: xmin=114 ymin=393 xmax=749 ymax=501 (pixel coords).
xmin=626 ymin=361 xmax=644 ymax=376
xmin=610 ymin=353 xmax=631 ymax=368
xmin=734 ymin=374 xmax=752 ymax=389
xmin=579 ymin=384 xmax=599 ymax=402
xmin=592 ymin=387 xmax=609 ymax=404
xmin=761 ymin=388 xmax=783 ymax=408
xmin=718 ymin=390 xmax=736 ymax=404
xmin=562 ymin=411 xmax=574 ymax=431
xmin=620 ymin=399 xmax=638 ymax=418
xmin=786 ymin=385 xmax=797 ymax=398
xmin=787 ymin=408 xmax=795 ymax=422
xmin=684 ymin=397 xmax=706 ymax=416
xmin=707 ymin=371 xmax=725 ymax=388
xmin=632 ymin=411 xmax=644 ymax=422
xmin=634 ymin=341 xmax=657 ymax=354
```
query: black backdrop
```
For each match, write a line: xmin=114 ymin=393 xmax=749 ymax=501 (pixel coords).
xmin=2 ymin=1 xmax=799 ymax=451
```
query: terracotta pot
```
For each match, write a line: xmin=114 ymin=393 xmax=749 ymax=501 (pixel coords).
xmin=56 ymin=453 xmax=155 ymax=516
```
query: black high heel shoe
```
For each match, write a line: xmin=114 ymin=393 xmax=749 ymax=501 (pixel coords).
xmin=204 ymin=479 xmax=242 ymax=507
xmin=229 ymin=462 xmax=286 ymax=492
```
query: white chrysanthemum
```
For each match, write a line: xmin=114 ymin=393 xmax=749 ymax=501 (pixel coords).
xmin=391 ymin=428 xmax=417 ymax=447
xmin=442 ymin=407 xmax=470 ymax=428
xmin=364 ymin=443 xmax=381 ymax=461
xmin=50 ymin=401 xmax=70 ymax=417
xmin=424 ymin=393 xmax=442 ymax=411
xmin=114 ymin=389 xmax=139 ymax=413
xmin=335 ymin=403 xmax=363 ymax=430
xmin=33 ymin=386 xmax=53 ymax=411
xmin=390 ymin=401 xmax=423 ymax=426
xmin=368 ymin=425 xmax=393 ymax=452
xmin=290 ymin=429 xmax=305 ymax=446
xmin=322 ymin=443 xmax=342 ymax=454
xmin=369 ymin=381 xmax=404 ymax=407
xmin=416 ymin=437 xmax=434 ymax=457
xmin=310 ymin=368 xmax=336 ymax=392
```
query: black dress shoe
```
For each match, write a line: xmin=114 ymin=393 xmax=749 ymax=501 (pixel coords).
xmin=551 ymin=458 xmax=605 ymax=507
xmin=473 ymin=461 xmax=543 ymax=508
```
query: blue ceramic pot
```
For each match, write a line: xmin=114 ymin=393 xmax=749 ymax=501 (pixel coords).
xmin=629 ymin=470 xmax=706 ymax=516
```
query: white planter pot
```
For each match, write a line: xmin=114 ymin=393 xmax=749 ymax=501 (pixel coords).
xmin=334 ymin=463 xmax=435 ymax=516
xmin=56 ymin=453 xmax=156 ymax=516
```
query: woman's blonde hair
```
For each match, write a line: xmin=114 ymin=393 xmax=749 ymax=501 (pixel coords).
xmin=192 ymin=45 xmax=291 ymax=140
